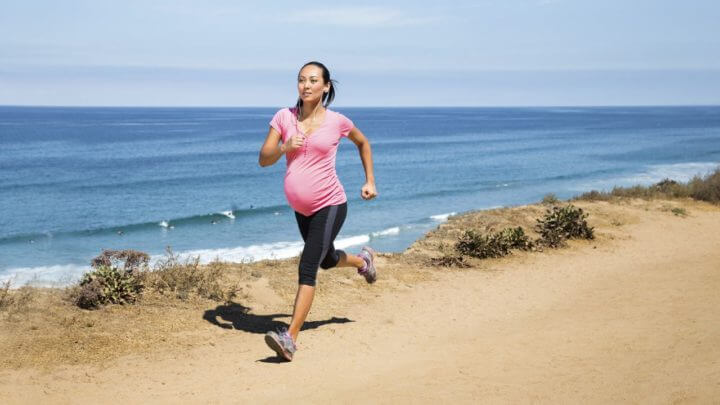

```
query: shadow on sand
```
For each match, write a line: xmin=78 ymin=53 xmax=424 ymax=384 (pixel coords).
xmin=203 ymin=302 xmax=354 ymax=335
xmin=204 ymin=302 xmax=354 ymax=363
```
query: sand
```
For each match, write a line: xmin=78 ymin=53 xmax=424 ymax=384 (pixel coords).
xmin=1 ymin=199 xmax=719 ymax=404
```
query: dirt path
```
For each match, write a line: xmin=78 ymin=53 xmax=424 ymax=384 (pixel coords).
xmin=2 ymin=202 xmax=719 ymax=404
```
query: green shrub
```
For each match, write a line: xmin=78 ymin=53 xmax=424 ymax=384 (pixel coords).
xmin=499 ymin=227 xmax=534 ymax=250
xmin=70 ymin=249 xmax=147 ymax=309
xmin=456 ymin=230 xmax=505 ymax=259
xmin=536 ymin=204 xmax=594 ymax=248
xmin=456 ymin=227 xmax=533 ymax=259
xmin=72 ymin=265 xmax=143 ymax=309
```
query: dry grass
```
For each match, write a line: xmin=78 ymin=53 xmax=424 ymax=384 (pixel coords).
xmin=0 ymin=281 xmax=37 ymax=318
xmin=142 ymin=249 xmax=240 ymax=302
xmin=574 ymin=167 xmax=720 ymax=203
xmin=542 ymin=193 xmax=560 ymax=205
xmin=0 ymin=280 xmax=10 ymax=309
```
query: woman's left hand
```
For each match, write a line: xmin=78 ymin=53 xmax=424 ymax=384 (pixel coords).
xmin=361 ymin=182 xmax=377 ymax=200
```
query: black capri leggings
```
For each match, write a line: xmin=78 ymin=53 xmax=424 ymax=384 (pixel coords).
xmin=294 ymin=202 xmax=347 ymax=286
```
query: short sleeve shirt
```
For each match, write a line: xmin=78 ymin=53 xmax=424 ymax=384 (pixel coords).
xmin=269 ymin=107 xmax=354 ymax=216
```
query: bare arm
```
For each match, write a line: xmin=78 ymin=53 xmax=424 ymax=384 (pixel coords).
xmin=258 ymin=127 xmax=304 ymax=167
xmin=347 ymin=127 xmax=377 ymax=200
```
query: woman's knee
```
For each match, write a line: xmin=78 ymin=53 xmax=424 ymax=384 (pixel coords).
xmin=320 ymin=249 xmax=344 ymax=269
xmin=298 ymin=262 xmax=318 ymax=286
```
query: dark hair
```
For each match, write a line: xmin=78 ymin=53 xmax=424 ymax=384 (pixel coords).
xmin=295 ymin=61 xmax=337 ymax=115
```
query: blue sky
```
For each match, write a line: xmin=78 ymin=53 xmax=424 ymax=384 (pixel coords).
xmin=1 ymin=0 xmax=719 ymax=106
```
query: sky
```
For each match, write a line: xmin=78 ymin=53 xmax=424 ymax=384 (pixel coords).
xmin=1 ymin=0 xmax=719 ymax=106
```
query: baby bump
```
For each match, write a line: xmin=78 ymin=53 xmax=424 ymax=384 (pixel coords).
xmin=284 ymin=170 xmax=344 ymax=215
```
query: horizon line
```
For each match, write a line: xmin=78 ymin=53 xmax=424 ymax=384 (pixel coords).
xmin=2 ymin=103 xmax=720 ymax=109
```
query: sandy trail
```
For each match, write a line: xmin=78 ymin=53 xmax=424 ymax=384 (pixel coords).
xmin=2 ymin=203 xmax=720 ymax=404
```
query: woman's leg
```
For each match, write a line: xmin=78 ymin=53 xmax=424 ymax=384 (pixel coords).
xmin=318 ymin=203 xmax=376 ymax=281
xmin=288 ymin=204 xmax=345 ymax=341
xmin=316 ymin=203 xmax=365 ymax=270
xmin=288 ymin=284 xmax=315 ymax=341
xmin=334 ymin=251 xmax=365 ymax=268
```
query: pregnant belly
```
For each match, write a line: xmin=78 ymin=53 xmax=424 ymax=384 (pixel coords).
xmin=284 ymin=171 xmax=343 ymax=215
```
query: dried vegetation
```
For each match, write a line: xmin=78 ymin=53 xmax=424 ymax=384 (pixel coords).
xmin=575 ymin=167 xmax=720 ymax=204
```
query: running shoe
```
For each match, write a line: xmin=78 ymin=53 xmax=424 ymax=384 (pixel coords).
xmin=264 ymin=327 xmax=296 ymax=361
xmin=358 ymin=246 xmax=377 ymax=284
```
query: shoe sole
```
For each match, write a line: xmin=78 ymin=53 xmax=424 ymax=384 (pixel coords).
xmin=264 ymin=334 xmax=293 ymax=361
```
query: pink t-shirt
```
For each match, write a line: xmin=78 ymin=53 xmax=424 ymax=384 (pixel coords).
xmin=270 ymin=107 xmax=354 ymax=216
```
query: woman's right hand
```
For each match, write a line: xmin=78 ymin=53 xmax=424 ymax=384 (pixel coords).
xmin=283 ymin=134 xmax=305 ymax=154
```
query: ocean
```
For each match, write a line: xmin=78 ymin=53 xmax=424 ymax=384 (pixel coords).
xmin=1 ymin=106 xmax=719 ymax=286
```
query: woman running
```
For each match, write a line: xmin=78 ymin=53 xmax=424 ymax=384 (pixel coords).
xmin=258 ymin=61 xmax=378 ymax=361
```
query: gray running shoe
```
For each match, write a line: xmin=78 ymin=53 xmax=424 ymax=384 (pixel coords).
xmin=358 ymin=246 xmax=377 ymax=284
xmin=264 ymin=327 xmax=296 ymax=361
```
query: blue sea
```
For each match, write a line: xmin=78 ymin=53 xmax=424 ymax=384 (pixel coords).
xmin=1 ymin=106 xmax=719 ymax=286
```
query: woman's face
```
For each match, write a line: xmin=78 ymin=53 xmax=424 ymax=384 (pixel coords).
xmin=297 ymin=65 xmax=330 ymax=105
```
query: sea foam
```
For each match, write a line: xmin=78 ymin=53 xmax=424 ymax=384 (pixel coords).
xmin=371 ymin=227 xmax=401 ymax=237
xmin=430 ymin=212 xmax=457 ymax=222
xmin=0 ymin=264 xmax=89 ymax=288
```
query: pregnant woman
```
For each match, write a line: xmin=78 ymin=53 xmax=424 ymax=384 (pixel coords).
xmin=258 ymin=61 xmax=378 ymax=361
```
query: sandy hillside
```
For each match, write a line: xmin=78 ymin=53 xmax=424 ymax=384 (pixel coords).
xmin=1 ymin=198 xmax=719 ymax=404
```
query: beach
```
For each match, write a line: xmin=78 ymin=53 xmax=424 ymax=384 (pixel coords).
xmin=2 ymin=197 xmax=719 ymax=403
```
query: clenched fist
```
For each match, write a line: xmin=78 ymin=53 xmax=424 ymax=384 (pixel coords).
xmin=283 ymin=134 xmax=305 ymax=154
xmin=361 ymin=182 xmax=377 ymax=200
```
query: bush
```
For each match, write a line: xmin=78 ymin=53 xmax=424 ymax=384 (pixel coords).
xmin=499 ymin=227 xmax=534 ymax=250
xmin=72 ymin=265 xmax=143 ymax=309
xmin=690 ymin=169 xmax=720 ymax=203
xmin=456 ymin=230 xmax=506 ymax=259
xmin=456 ymin=227 xmax=533 ymax=259
xmin=535 ymin=204 xmax=594 ymax=248
xmin=70 ymin=278 xmax=104 ymax=310
xmin=70 ymin=249 xmax=146 ymax=309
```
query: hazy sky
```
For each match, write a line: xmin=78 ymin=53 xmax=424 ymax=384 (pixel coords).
xmin=1 ymin=0 xmax=719 ymax=106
